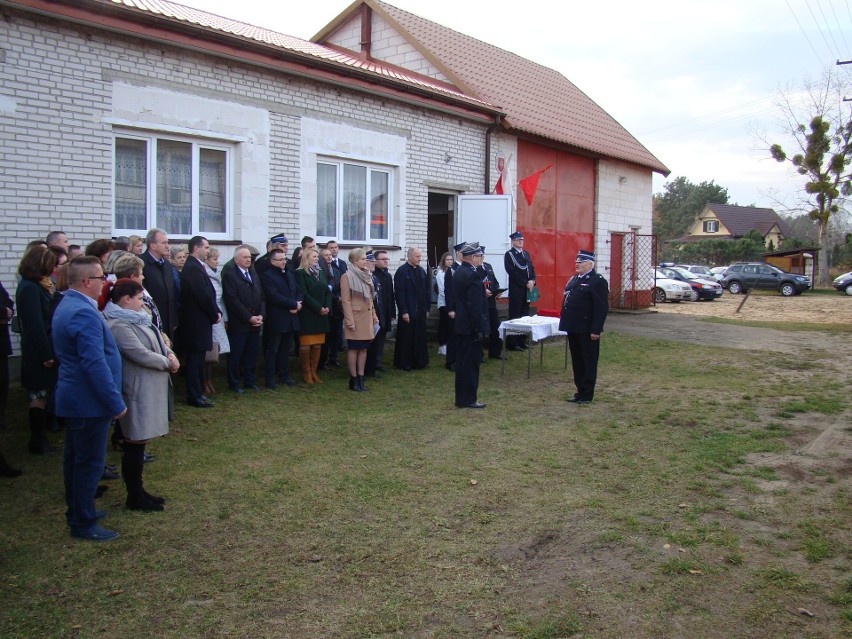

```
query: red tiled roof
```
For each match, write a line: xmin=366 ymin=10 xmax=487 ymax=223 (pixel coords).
xmin=84 ymin=0 xmax=498 ymax=111
xmin=336 ymin=1 xmax=668 ymax=175
xmin=705 ymin=204 xmax=792 ymax=238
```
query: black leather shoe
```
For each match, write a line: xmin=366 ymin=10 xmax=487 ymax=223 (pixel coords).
xmin=279 ymin=378 xmax=297 ymax=387
xmin=229 ymin=387 xmax=245 ymax=395
xmin=445 ymin=364 xmax=455 ymax=372
xmin=143 ymin=452 xmax=155 ymax=464
xmin=328 ymin=360 xmax=342 ymax=368
xmin=101 ymin=467 xmax=121 ymax=481
xmin=188 ymin=399 xmax=214 ymax=408
xmin=244 ymin=385 xmax=260 ymax=391
xmin=567 ymin=396 xmax=581 ymax=403
xmin=457 ymin=402 xmax=486 ymax=409
xmin=576 ymin=400 xmax=592 ymax=405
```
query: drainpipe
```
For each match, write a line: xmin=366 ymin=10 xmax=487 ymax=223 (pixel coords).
xmin=484 ymin=114 xmax=503 ymax=194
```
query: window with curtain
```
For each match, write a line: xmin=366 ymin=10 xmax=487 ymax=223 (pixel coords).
xmin=316 ymin=159 xmax=391 ymax=243
xmin=113 ymin=132 xmax=231 ymax=238
xmin=703 ymin=220 xmax=718 ymax=233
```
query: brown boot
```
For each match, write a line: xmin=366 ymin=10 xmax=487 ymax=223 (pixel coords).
xmin=299 ymin=346 xmax=313 ymax=384
xmin=310 ymin=345 xmax=323 ymax=384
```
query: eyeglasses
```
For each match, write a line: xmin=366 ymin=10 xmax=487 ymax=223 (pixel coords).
xmin=85 ymin=274 xmax=106 ymax=282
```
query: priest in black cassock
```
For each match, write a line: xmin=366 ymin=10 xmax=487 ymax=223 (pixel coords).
xmin=393 ymin=246 xmax=430 ymax=371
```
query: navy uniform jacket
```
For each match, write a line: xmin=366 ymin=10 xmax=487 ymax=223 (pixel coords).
xmin=504 ymin=248 xmax=535 ymax=293
xmin=559 ymin=270 xmax=609 ymax=335
xmin=261 ymin=267 xmax=302 ymax=334
xmin=453 ymin=262 xmax=489 ymax=337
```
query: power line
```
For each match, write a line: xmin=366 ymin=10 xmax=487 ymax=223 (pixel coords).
xmin=788 ymin=0 xmax=831 ymax=65
xmin=814 ymin=0 xmax=843 ymax=57
xmin=804 ymin=0 xmax=840 ymax=58
xmin=827 ymin=0 xmax=850 ymax=52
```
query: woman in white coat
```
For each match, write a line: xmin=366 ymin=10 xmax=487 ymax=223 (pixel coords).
xmin=102 ymin=279 xmax=179 ymax=512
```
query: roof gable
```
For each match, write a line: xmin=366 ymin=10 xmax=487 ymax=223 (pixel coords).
xmin=314 ymin=0 xmax=669 ymax=175
xmin=703 ymin=204 xmax=792 ymax=238
xmin=18 ymin=0 xmax=499 ymax=117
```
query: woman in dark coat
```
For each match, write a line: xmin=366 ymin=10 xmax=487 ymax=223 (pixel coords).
xmin=0 ymin=280 xmax=21 ymax=476
xmin=16 ymin=244 xmax=59 ymax=454
xmin=293 ymin=248 xmax=331 ymax=384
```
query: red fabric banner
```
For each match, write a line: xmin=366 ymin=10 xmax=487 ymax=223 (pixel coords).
xmin=518 ymin=163 xmax=553 ymax=206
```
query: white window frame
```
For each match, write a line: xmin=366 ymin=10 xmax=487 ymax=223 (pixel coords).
xmin=112 ymin=130 xmax=234 ymax=241
xmin=315 ymin=158 xmax=394 ymax=245
xmin=703 ymin=220 xmax=719 ymax=233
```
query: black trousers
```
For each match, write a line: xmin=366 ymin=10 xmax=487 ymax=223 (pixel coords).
xmin=185 ymin=349 xmax=206 ymax=402
xmin=454 ymin=334 xmax=481 ymax=406
xmin=264 ymin=331 xmax=294 ymax=382
xmin=486 ymin=306 xmax=502 ymax=358
xmin=568 ymin=333 xmax=600 ymax=401
xmin=365 ymin=327 xmax=388 ymax=376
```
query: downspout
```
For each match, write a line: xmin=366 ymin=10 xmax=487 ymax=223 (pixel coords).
xmin=484 ymin=114 xmax=503 ymax=194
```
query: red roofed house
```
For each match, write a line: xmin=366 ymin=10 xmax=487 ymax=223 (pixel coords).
xmin=314 ymin=0 xmax=670 ymax=309
xmin=1 ymin=0 xmax=667 ymax=313
xmin=681 ymin=204 xmax=792 ymax=249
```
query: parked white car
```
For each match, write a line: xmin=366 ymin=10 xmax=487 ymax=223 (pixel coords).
xmin=654 ymin=270 xmax=694 ymax=303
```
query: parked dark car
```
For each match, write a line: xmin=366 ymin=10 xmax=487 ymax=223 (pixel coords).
xmin=722 ymin=262 xmax=811 ymax=296
xmin=659 ymin=267 xmax=724 ymax=301
xmin=833 ymin=270 xmax=852 ymax=295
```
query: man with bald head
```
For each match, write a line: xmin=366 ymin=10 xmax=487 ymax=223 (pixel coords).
xmin=393 ymin=246 xmax=430 ymax=371
xmin=222 ymin=245 xmax=264 ymax=393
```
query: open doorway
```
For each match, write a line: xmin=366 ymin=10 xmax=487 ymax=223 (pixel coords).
xmin=426 ymin=191 xmax=455 ymax=270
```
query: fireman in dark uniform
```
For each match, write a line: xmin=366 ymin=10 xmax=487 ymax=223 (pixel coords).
xmin=559 ymin=250 xmax=608 ymax=404
xmin=453 ymin=242 xmax=489 ymax=408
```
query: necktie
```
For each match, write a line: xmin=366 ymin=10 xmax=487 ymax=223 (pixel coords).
xmin=243 ymin=270 xmax=252 ymax=284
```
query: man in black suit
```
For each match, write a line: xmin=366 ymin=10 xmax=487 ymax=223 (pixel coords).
xmin=141 ymin=228 xmax=179 ymax=341
xmin=453 ymin=242 xmax=489 ymax=408
xmin=504 ymin=230 xmax=536 ymax=351
xmin=393 ymin=246 xmax=430 ymax=371
xmin=559 ymin=250 xmax=609 ymax=405
xmin=365 ymin=249 xmax=395 ymax=377
xmin=443 ymin=243 xmax=464 ymax=372
xmin=326 ymin=240 xmax=347 ymax=361
xmin=179 ymin=236 xmax=221 ymax=408
xmin=222 ymin=245 xmax=264 ymax=393
xmin=260 ymin=249 xmax=302 ymax=389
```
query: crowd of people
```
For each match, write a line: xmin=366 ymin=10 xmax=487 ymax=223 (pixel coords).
xmin=0 ymin=227 xmax=609 ymax=540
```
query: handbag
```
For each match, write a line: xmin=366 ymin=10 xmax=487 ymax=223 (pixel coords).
xmin=10 ymin=316 xmax=20 ymax=334
xmin=205 ymin=340 xmax=220 ymax=363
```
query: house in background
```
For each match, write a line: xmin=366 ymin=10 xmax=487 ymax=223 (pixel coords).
xmin=681 ymin=204 xmax=792 ymax=250
xmin=313 ymin=0 xmax=669 ymax=309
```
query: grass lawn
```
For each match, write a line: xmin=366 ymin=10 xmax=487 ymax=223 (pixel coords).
xmin=0 ymin=329 xmax=849 ymax=638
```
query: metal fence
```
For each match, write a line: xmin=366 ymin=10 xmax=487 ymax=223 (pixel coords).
xmin=608 ymin=232 xmax=657 ymax=310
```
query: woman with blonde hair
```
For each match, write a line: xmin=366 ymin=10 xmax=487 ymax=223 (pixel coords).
xmin=340 ymin=248 xmax=379 ymax=391
xmin=202 ymin=247 xmax=230 ymax=395
xmin=293 ymin=248 xmax=331 ymax=384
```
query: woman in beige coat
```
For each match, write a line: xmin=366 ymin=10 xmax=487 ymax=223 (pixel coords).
xmin=340 ymin=248 xmax=379 ymax=392
xmin=103 ymin=279 xmax=179 ymax=512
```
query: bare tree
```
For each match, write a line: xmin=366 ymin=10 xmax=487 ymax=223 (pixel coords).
xmin=768 ymin=69 xmax=852 ymax=286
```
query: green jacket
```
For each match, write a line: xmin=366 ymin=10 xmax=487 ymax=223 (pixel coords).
xmin=294 ymin=268 xmax=331 ymax=336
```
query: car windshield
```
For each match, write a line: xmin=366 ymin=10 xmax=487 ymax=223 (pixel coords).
xmin=670 ymin=267 xmax=698 ymax=279
xmin=689 ymin=266 xmax=710 ymax=274
xmin=655 ymin=270 xmax=671 ymax=279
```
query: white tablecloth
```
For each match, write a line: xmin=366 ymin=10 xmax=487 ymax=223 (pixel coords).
xmin=498 ymin=316 xmax=565 ymax=342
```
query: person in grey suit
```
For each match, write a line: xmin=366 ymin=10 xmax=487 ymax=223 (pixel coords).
xmin=103 ymin=278 xmax=179 ymax=511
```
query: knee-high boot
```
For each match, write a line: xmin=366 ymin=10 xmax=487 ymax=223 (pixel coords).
xmin=28 ymin=407 xmax=57 ymax=455
xmin=299 ymin=346 xmax=313 ymax=385
xmin=309 ymin=345 xmax=323 ymax=384
xmin=123 ymin=442 xmax=164 ymax=512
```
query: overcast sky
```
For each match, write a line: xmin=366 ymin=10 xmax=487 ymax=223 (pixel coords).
xmin=179 ymin=0 xmax=851 ymax=214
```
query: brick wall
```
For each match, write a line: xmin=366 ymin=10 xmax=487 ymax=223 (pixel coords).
xmin=595 ymin=159 xmax=654 ymax=276
xmin=0 ymin=8 xmax=487 ymax=286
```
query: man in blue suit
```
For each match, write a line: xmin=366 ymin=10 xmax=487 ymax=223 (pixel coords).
xmin=52 ymin=256 xmax=126 ymax=542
